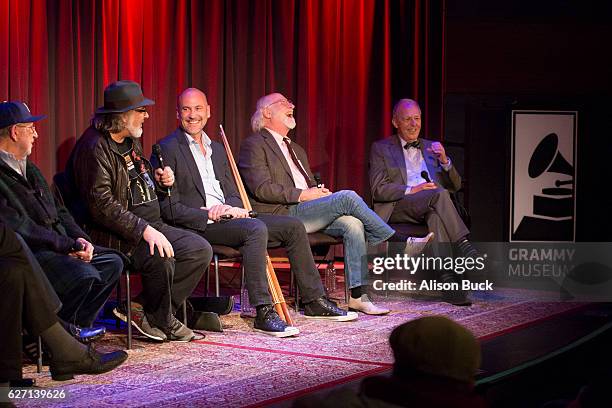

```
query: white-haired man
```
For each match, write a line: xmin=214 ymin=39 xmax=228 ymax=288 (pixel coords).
xmin=239 ymin=93 xmax=433 ymax=315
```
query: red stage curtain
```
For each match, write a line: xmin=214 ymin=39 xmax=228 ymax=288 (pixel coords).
xmin=0 ymin=0 xmax=443 ymax=195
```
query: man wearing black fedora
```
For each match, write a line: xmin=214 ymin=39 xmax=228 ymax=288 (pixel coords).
xmin=0 ymin=100 xmax=122 ymax=340
xmin=67 ymin=80 xmax=213 ymax=342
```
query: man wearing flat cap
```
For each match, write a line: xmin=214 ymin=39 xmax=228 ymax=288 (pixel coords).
xmin=67 ymin=80 xmax=212 ymax=342
xmin=295 ymin=316 xmax=486 ymax=407
xmin=0 ymin=101 xmax=123 ymax=339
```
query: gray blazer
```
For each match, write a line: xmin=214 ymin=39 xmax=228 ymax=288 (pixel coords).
xmin=369 ymin=135 xmax=462 ymax=222
xmin=238 ymin=129 xmax=315 ymax=215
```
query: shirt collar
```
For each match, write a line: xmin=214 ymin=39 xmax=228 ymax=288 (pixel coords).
xmin=265 ymin=127 xmax=288 ymax=145
xmin=400 ymin=137 xmax=421 ymax=148
xmin=0 ymin=149 xmax=27 ymax=165
xmin=0 ymin=149 xmax=27 ymax=177
xmin=0 ymin=149 xmax=22 ymax=162
xmin=184 ymin=131 xmax=212 ymax=148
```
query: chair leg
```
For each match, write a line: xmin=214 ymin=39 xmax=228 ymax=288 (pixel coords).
xmin=182 ymin=301 xmax=188 ymax=326
xmin=126 ymin=270 xmax=132 ymax=350
xmin=290 ymin=269 xmax=297 ymax=312
xmin=344 ymin=272 xmax=350 ymax=303
xmin=36 ymin=336 xmax=42 ymax=373
xmin=295 ymin=280 xmax=300 ymax=313
xmin=240 ymin=266 xmax=253 ymax=314
xmin=115 ymin=276 xmax=122 ymax=328
xmin=214 ymin=254 xmax=220 ymax=297
xmin=204 ymin=263 xmax=210 ymax=297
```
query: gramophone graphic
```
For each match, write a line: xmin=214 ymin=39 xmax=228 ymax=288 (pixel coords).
xmin=514 ymin=132 xmax=575 ymax=241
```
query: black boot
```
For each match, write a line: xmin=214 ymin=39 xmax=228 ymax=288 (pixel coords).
xmin=439 ymin=272 xmax=472 ymax=306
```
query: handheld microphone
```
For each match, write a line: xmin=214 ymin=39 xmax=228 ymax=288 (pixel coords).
xmin=71 ymin=240 xmax=84 ymax=252
xmin=152 ymin=144 xmax=171 ymax=197
xmin=219 ymin=210 xmax=259 ymax=222
xmin=152 ymin=144 xmax=175 ymax=225
xmin=152 ymin=144 xmax=165 ymax=168
xmin=421 ymin=171 xmax=432 ymax=183
xmin=313 ymin=172 xmax=323 ymax=188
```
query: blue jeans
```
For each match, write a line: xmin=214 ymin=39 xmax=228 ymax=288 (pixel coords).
xmin=35 ymin=250 xmax=123 ymax=327
xmin=289 ymin=190 xmax=394 ymax=289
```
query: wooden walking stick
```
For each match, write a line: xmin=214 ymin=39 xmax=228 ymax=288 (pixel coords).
xmin=219 ymin=125 xmax=295 ymax=326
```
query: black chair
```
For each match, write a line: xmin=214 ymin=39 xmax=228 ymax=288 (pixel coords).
xmin=208 ymin=244 xmax=242 ymax=297
xmin=388 ymin=222 xmax=429 ymax=238
xmin=286 ymin=232 xmax=345 ymax=308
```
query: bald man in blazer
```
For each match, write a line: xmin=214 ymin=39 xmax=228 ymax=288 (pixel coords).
xmin=153 ymin=88 xmax=357 ymax=338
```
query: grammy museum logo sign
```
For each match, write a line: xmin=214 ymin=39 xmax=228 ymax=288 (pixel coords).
xmin=510 ymin=111 xmax=577 ymax=242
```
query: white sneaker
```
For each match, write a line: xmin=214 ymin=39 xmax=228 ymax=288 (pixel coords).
xmin=348 ymin=295 xmax=390 ymax=315
xmin=404 ymin=232 xmax=434 ymax=257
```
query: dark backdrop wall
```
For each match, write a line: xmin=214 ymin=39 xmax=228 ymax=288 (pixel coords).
xmin=444 ymin=0 xmax=612 ymax=241
xmin=0 ymin=0 xmax=443 ymax=197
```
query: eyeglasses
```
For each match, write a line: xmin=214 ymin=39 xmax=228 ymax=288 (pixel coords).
xmin=264 ymin=98 xmax=294 ymax=109
xmin=15 ymin=124 xmax=37 ymax=133
xmin=134 ymin=108 xmax=148 ymax=113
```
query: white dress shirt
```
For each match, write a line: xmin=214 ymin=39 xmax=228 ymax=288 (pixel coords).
xmin=185 ymin=132 xmax=225 ymax=223
xmin=266 ymin=128 xmax=309 ymax=190
xmin=401 ymin=139 xmax=452 ymax=194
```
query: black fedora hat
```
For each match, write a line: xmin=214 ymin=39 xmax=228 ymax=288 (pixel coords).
xmin=96 ymin=80 xmax=155 ymax=114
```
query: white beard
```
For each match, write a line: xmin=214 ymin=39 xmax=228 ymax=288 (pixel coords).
xmin=127 ymin=125 xmax=143 ymax=139
xmin=283 ymin=116 xmax=296 ymax=129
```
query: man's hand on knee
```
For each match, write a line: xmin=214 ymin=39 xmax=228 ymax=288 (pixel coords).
xmin=68 ymin=237 xmax=94 ymax=262
xmin=299 ymin=187 xmax=331 ymax=202
xmin=225 ymin=207 xmax=250 ymax=219
xmin=143 ymin=225 xmax=174 ymax=258
xmin=205 ymin=204 xmax=233 ymax=221
xmin=407 ymin=182 xmax=437 ymax=194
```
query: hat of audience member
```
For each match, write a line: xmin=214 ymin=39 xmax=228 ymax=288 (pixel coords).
xmin=390 ymin=316 xmax=481 ymax=384
xmin=96 ymin=80 xmax=155 ymax=114
xmin=0 ymin=101 xmax=46 ymax=129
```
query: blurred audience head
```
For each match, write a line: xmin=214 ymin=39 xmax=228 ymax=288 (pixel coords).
xmin=390 ymin=315 xmax=481 ymax=385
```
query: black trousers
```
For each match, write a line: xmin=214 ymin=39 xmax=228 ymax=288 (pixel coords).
xmin=389 ymin=188 xmax=469 ymax=243
xmin=130 ymin=222 xmax=212 ymax=329
xmin=201 ymin=214 xmax=325 ymax=306
xmin=0 ymin=223 xmax=58 ymax=381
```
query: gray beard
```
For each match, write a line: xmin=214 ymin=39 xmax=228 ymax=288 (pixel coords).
xmin=283 ymin=116 xmax=296 ymax=129
xmin=127 ymin=126 xmax=143 ymax=139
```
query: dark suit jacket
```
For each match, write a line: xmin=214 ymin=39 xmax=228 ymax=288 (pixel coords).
xmin=0 ymin=159 xmax=88 ymax=254
xmin=152 ymin=128 xmax=243 ymax=233
xmin=238 ymin=129 xmax=315 ymax=215
xmin=369 ymin=135 xmax=462 ymax=222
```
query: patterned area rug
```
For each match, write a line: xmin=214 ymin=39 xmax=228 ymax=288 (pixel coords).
xmin=19 ymin=289 xmax=583 ymax=408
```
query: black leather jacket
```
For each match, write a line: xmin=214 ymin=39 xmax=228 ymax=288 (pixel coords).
xmin=67 ymin=126 xmax=150 ymax=255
